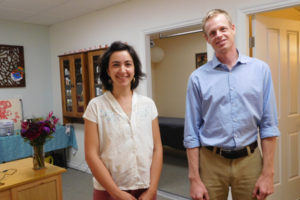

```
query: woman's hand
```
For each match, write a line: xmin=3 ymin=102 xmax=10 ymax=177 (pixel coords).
xmin=138 ymin=189 xmax=155 ymax=200
xmin=113 ymin=190 xmax=137 ymax=200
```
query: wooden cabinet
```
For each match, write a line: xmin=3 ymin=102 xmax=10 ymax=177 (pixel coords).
xmin=59 ymin=53 xmax=89 ymax=123
xmin=0 ymin=158 xmax=66 ymax=200
xmin=11 ymin=176 xmax=61 ymax=200
xmin=87 ymin=49 xmax=106 ymax=98
xmin=59 ymin=49 xmax=107 ymax=123
xmin=0 ymin=190 xmax=10 ymax=200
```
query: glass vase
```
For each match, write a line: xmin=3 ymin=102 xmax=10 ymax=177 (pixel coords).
xmin=32 ymin=144 xmax=45 ymax=170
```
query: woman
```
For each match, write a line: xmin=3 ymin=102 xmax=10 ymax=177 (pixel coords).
xmin=83 ymin=41 xmax=163 ymax=200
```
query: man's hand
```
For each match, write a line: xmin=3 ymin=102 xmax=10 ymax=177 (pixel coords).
xmin=186 ymin=148 xmax=209 ymax=200
xmin=253 ymin=137 xmax=277 ymax=200
xmin=190 ymin=179 xmax=210 ymax=200
xmin=252 ymin=173 xmax=274 ymax=200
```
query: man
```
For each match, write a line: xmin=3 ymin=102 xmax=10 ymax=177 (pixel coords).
xmin=184 ymin=9 xmax=280 ymax=200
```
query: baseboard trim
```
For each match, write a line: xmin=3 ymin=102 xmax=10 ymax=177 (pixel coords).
xmin=67 ymin=160 xmax=91 ymax=174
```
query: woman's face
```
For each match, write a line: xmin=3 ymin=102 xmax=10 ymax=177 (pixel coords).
xmin=107 ymin=50 xmax=135 ymax=90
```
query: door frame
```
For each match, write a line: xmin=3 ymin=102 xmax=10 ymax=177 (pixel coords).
xmin=143 ymin=18 xmax=203 ymax=98
xmin=237 ymin=1 xmax=300 ymax=199
xmin=236 ymin=0 xmax=300 ymax=57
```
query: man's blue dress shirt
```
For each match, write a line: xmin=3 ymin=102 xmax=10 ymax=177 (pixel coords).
xmin=184 ymin=53 xmax=280 ymax=149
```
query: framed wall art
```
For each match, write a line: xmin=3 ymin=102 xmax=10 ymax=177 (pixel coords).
xmin=195 ymin=52 xmax=207 ymax=68
xmin=0 ymin=45 xmax=25 ymax=87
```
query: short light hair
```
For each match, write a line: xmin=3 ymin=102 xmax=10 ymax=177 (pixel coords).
xmin=201 ymin=9 xmax=233 ymax=35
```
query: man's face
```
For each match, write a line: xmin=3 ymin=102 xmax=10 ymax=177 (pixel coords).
xmin=204 ymin=14 xmax=236 ymax=54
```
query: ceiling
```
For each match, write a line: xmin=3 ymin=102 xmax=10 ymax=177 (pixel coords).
xmin=0 ymin=0 xmax=128 ymax=25
xmin=0 ymin=1 xmax=298 ymax=28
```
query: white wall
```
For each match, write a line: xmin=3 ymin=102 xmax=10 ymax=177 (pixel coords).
xmin=48 ymin=0 xmax=298 ymax=170
xmin=0 ymin=20 xmax=52 ymax=119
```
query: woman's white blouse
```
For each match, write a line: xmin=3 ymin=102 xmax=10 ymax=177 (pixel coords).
xmin=83 ymin=91 xmax=158 ymax=190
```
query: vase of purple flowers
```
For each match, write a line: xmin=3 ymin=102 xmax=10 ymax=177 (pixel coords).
xmin=21 ymin=112 xmax=59 ymax=170
xmin=32 ymin=144 xmax=45 ymax=169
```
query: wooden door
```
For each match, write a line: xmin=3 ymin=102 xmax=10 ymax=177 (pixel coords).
xmin=71 ymin=53 xmax=89 ymax=117
xmin=11 ymin=176 xmax=62 ymax=200
xmin=252 ymin=14 xmax=300 ymax=200
xmin=59 ymin=53 xmax=89 ymax=123
xmin=59 ymin=56 xmax=74 ymax=117
xmin=0 ymin=190 xmax=10 ymax=200
xmin=87 ymin=49 xmax=106 ymax=98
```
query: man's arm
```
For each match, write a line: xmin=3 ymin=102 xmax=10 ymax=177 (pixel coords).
xmin=252 ymin=137 xmax=277 ymax=200
xmin=187 ymin=148 xmax=209 ymax=200
xmin=184 ymin=74 xmax=208 ymax=199
xmin=252 ymin=64 xmax=280 ymax=200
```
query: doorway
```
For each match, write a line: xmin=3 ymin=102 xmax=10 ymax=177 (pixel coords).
xmin=146 ymin=24 xmax=206 ymax=198
xmin=149 ymin=26 xmax=206 ymax=118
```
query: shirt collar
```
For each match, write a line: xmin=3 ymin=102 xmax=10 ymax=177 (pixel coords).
xmin=105 ymin=90 xmax=136 ymax=120
xmin=210 ymin=49 xmax=249 ymax=70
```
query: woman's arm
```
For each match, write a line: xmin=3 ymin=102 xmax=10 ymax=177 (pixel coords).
xmin=139 ymin=117 xmax=163 ymax=200
xmin=84 ymin=119 xmax=136 ymax=200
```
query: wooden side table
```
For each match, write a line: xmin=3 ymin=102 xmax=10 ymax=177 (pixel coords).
xmin=0 ymin=158 xmax=66 ymax=200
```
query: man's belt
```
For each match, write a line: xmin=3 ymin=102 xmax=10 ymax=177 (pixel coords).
xmin=205 ymin=141 xmax=258 ymax=159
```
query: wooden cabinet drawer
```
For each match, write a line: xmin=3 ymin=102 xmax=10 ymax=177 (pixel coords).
xmin=11 ymin=176 xmax=60 ymax=200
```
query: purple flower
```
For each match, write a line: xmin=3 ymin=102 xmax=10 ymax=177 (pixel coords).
xmin=20 ymin=112 xmax=59 ymax=146
xmin=42 ymin=126 xmax=50 ymax=134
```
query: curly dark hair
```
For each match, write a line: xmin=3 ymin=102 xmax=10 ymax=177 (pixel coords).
xmin=99 ymin=41 xmax=145 ymax=91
